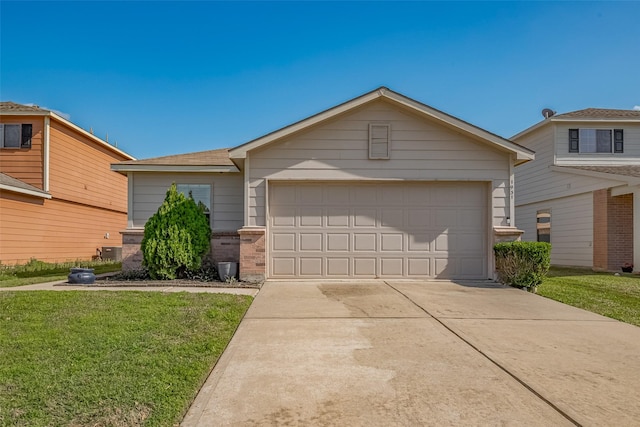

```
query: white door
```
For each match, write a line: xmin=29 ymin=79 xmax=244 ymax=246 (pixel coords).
xmin=269 ymin=182 xmax=487 ymax=279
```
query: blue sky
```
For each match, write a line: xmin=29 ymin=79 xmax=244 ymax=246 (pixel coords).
xmin=2 ymin=1 xmax=639 ymax=159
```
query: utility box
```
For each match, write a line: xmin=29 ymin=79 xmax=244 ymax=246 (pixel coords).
xmin=102 ymin=246 xmax=122 ymax=261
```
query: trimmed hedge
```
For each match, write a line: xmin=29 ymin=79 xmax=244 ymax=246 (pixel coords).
xmin=141 ymin=183 xmax=212 ymax=280
xmin=494 ymin=241 xmax=551 ymax=289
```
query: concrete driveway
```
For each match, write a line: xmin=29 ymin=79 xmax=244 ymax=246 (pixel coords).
xmin=182 ymin=280 xmax=640 ymax=426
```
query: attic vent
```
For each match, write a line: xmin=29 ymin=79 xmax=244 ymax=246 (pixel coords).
xmin=369 ymin=123 xmax=390 ymax=159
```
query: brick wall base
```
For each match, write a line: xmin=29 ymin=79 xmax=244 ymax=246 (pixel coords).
xmin=121 ymin=229 xmax=144 ymax=271
xmin=120 ymin=229 xmax=242 ymax=272
xmin=238 ymin=227 xmax=266 ymax=283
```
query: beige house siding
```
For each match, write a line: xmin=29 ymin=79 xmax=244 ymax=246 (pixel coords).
xmin=516 ymin=192 xmax=593 ymax=267
xmin=514 ymin=125 xmax=626 ymax=207
xmin=129 ymin=172 xmax=243 ymax=230
xmin=555 ymin=122 xmax=640 ymax=164
xmin=247 ymin=100 xmax=512 ymax=228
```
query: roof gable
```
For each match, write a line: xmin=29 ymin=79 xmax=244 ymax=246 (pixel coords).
xmin=229 ymin=87 xmax=534 ymax=164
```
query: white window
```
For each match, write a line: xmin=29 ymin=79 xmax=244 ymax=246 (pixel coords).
xmin=0 ymin=123 xmax=32 ymax=149
xmin=176 ymin=184 xmax=212 ymax=223
xmin=569 ymin=128 xmax=623 ymax=153
xmin=369 ymin=123 xmax=390 ymax=159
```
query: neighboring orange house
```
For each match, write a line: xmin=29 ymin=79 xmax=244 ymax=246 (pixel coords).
xmin=0 ymin=102 xmax=135 ymax=265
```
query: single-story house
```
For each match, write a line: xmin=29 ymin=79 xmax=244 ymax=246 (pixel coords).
xmin=514 ymin=108 xmax=640 ymax=273
xmin=112 ymin=87 xmax=534 ymax=281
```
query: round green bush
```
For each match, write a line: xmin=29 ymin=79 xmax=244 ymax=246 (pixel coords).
xmin=141 ymin=183 xmax=211 ymax=279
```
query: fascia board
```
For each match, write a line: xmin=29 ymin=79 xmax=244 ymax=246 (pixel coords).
xmin=110 ymin=164 xmax=240 ymax=174
xmin=0 ymin=184 xmax=52 ymax=199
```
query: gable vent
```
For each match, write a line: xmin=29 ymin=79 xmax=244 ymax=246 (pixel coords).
xmin=369 ymin=123 xmax=390 ymax=159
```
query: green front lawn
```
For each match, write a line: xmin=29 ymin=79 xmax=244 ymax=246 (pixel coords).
xmin=0 ymin=291 xmax=252 ymax=426
xmin=538 ymin=267 xmax=640 ymax=326
xmin=0 ymin=259 xmax=122 ymax=288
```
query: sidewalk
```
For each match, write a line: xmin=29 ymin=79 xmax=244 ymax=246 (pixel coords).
xmin=0 ymin=278 xmax=259 ymax=296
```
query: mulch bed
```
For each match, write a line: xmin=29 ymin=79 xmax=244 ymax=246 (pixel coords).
xmin=56 ymin=274 xmax=262 ymax=289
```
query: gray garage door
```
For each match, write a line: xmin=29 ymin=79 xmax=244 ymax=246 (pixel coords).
xmin=268 ymin=182 xmax=487 ymax=279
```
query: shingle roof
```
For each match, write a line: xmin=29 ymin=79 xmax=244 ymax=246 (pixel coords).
xmin=0 ymin=173 xmax=50 ymax=195
xmin=0 ymin=102 xmax=48 ymax=113
xmin=554 ymin=108 xmax=640 ymax=119
xmin=563 ymin=165 xmax=640 ymax=178
xmin=116 ymin=148 xmax=233 ymax=167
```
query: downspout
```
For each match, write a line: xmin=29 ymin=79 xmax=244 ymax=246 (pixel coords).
xmin=43 ymin=116 xmax=50 ymax=192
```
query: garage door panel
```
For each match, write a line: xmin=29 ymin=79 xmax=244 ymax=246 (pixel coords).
xmin=272 ymin=233 xmax=296 ymax=251
xmin=354 ymin=209 xmax=377 ymax=227
xmin=354 ymin=258 xmax=376 ymax=276
xmin=300 ymin=233 xmax=322 ymax=251
xmin=408 ymin=209 xmax=430 ymax=227
xmin=299 ymin=208 xmax=323 ymax=226
xmin=354 ymin=233 xmax=376 ymax=251
xmin=269 ymin=182 xmax=487 ymax=279
xmin=327 ymin=208 xmax=349 ymax=226
xmin=408 ymin=258 xmax=430 ymax=276
xmin=272 ymin=208 xmax=296 ymax=226
xmin=409 ymin=234 xmax=430 ymax=251
xmin=300 ymin=186 xmax=323 ymax=204
xmin=272 ymin=258 xmax=296 ymax=276
xmin=327 ymin=258 xmax=350 ymax=276
xmin=327 ymin=233 xmax=349 ymax=251
xmin=381 ymin=234 xmax=403 ymax=251
xmin=381 ymin=258 xmax=403 ymax=276
xmin=300 ymin=258 xmax=322 ymax=276
xmin=381 ymin=209 xmax=404 ymax=227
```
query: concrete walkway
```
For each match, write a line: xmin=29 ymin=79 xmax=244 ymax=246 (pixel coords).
xmin=0 ymin=279 xmax=259 ymax=296
xmin=183 ymin=280 xmax=640 ymax=426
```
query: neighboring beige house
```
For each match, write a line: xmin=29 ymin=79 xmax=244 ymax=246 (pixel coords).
xmin=514 ymin=108 xmax=640 ymax=273
xmin=112 ymin=87 xmax=534 ymax=281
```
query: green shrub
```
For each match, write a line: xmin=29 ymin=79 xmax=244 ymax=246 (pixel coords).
xmin=494 ymin=241 xmax=551 ymax=289
xmin=141 ymin=183 xmax=211 ymax=279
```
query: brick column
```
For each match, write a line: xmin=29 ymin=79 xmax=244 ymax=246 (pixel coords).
xmin=238 ymin=227 xmax=266 ymax=282
xmin=121 ymin=229 xmax=144 ymax=271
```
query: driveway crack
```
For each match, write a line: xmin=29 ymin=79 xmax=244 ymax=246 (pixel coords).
xmin=383 ymin=280 xmax=582 ymax=427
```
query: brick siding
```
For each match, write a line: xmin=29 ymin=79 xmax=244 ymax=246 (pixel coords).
xmin=238 ymin=227 xmax=266 ymax=282
xmin=593 ymin=189 xmax=633 ymax=271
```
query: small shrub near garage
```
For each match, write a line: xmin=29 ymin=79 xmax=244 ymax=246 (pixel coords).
xmin=141 ymin=183 xmax=212 ymax=280
xmin=494 ymin=241 xmax=551 ymax=291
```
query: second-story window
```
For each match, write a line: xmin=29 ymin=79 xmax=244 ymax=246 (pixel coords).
xmin=569 ymin=128 xmax=623 ymax=154
xmin=0 ymin=124 xmax=32 ymax=149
